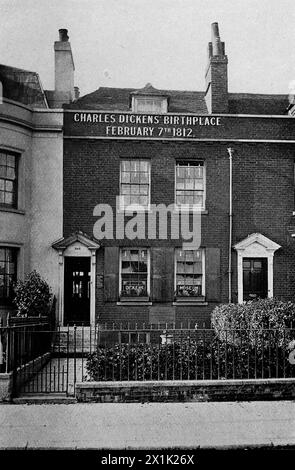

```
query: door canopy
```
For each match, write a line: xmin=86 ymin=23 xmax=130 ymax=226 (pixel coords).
xmin=234 ymin=233 xmax=281 ymax=256
xmin=52 ymin=231 xmax=101 ymax=252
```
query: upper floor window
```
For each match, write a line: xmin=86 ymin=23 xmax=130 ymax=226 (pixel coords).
xmin=120 ymin=248 xmax=149 ymax=299
xmin=133 ymin=97 xmax=167 ymax=113
xmin=175 ymin=248 xmax=204 ymax=299
xmin=131 ymin=83 xmax=168 ymax=113
xmin=0 ymin=247 xmax=17 ymax=304
xmin=120 ymin=159 xmax=150 ymax=210
xmin=0 ymin=150 xmax=18 ymax=208
xmin=175 ymin=161 xmax=205 ymax=209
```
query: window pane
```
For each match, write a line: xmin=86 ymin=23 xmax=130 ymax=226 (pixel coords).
xmin=194 ymin=179 xmax=203 ymax=190
xmin=176 ymin=162 xmax=204 ymax=208
xmin=140 ymin=172 xmax=149 ymax=184
xmin=139 ymin=195 xmax=148 ymax=206
xmin=139 ymin=185 xmax=149 ymax=195
xmin=130 ymin=172 xmax=140 ymax=184
xmin=130 ymin=195 xmax=140 ymax=205
xmin=0 ymin=247 xmax=17 ymax=303
xmin=130 ymin=160 xmax=139 ymax=172
xmin=0 ymin=151 xmax=17 ymax=207
xmin=140 ymin=161 xmax=148 ymax=171
xmin=121 ymin=172 xmax=130 ymax=183
xmin=175 ymin=249 xmax=203 ymax=297
xmin=0 ymin=153 xmax=6 ymax=165
xmin=5 ymin=193 xmax=13 ymax=205
xmin=6 ymin=168 xmax=15 ymax=180
xmin=5 ymin=180 xmax=13 ymax=192
xmin=7 ymin=154 xmax=15 ymax=167
xmin=120 ymin=249 xmax=148 ymax=297
xmin=121 ymin=161 xmax=130 ymax=172
xmin=131 ymin=185 xmax=140 ymax=195
xmin=120 ymin=160 xmax=150 ymax=209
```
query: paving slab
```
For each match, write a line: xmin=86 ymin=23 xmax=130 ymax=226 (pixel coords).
xmin=0 ymin=401 xmax=295 ymax=449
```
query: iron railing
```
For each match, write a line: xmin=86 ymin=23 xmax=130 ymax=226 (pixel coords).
xmin=91 ymin=323 xmax=295 ymax=382
xmin=1 ymin=321 xmax=295 ymax=397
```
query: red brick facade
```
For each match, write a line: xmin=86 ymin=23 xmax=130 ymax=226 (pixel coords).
xmin=63 ymin=137 xmax=295 ymax=326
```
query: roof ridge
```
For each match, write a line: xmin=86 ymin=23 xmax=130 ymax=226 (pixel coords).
xmin=0 ymin=63 xmax=38 ymax=75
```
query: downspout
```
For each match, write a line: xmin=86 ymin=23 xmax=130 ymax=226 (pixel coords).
xmin=227 ymin=147 xmax=234 ymax=303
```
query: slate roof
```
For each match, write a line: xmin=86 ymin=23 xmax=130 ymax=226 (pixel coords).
xmin=0 ymin=64 xmax=48 ymax=108
xmin=66 ymin=86 xmax=289 ymax=115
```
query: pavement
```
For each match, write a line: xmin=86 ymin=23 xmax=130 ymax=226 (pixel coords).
xmin=0 ymin=400 xmax=295 ymax=450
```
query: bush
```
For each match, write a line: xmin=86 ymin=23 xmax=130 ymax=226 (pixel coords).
xmin=86 ymin=339 xmax=214 ymax=381
xmin=211 ymin=298 xmax=295 ymax=349
xmin=86 ymin=335 xmax=293 ymax=381
xmin=14 ymin=270 xmax=52 ymax=317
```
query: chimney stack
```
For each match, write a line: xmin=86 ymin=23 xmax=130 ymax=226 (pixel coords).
xmin=53 ymin=28 xmax=75 ymax=107
xmin=204 ymin=22 xmax=228 ymax=114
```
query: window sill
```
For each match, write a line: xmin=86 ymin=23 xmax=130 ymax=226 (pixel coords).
xmin=117 ymin=301 xmax=152 ymax=306
xmin=173 ymin=297 xmax=207 ymax=306
xmin=173 ymin=206 xmax=208 ymax=215
xmin=173 ymin=301 xmax=208 ymax=306
xmin=0 ymin=206 xmax=25 ymax=215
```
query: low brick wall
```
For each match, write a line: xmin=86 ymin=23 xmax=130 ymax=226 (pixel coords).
xmin=0 ymin=352 xmax=51 ymax=402
xmin=76 ymin=378 xmax=295 ymax=403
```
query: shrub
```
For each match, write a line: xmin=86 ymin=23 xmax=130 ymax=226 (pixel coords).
xmin=86 ymin=335 xmax=293 ymax=381
xmin=211 ymin=298 xmax=295 ymax=349
xmin=86 ymin=339 xmax=214 ymax=381
xmin=14 ymin=270 xmax=52 ymax=317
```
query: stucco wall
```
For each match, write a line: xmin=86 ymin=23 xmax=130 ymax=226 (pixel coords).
xmin=30 ymin=110 xmax=63 ymax=297
xmin=0 ymin=101 xmax=63 ymax=321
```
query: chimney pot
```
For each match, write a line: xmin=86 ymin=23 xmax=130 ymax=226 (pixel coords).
xmin=211 ymin=22 xmax=223 ymax=56
xmin=74 ymin=86 xmax=80 ymax=100
xmin=59 ymin=29 xmax=69 ymax=42
xmin=211 ymin=22 xmax=220 ymax=39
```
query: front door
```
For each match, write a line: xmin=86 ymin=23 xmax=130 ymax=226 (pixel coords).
xmin=64 ymin=257 xmax=90 ymax=325
xmin=243 ymin=257 xmax=267 ymax=301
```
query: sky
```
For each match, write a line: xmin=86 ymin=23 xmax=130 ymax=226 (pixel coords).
xmin=1 ymin=0 xmax=295 ymax=97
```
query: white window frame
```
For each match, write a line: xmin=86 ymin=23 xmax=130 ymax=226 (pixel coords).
xmin=174 ymin=161 xmax=206 ymax=212
xmin=174 ymin=248 xmax=205 ymax=301
xmin=119 ymin=247 xmax=151 ymax=300
xmin=119 ymin=159 xmax=151 ymax=212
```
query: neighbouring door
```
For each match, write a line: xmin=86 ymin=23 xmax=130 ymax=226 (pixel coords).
xmin=243 ymin=257 xmax=268 ymax=301
xmin=64 ymin=257 xmax=90 ymax=325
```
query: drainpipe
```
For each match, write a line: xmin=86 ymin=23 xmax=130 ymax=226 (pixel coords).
xmin=227 ymin=147 xmax=234 ymax=303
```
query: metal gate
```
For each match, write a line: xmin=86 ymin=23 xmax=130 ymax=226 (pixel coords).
xmin=3 ymin=324 xmax=96 ymax=397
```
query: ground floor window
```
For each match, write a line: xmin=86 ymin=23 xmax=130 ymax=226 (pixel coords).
xmin=119 ymin=332 xmax=150 ymax=344
xmin=120 ymin=248 xmax=149 ymax=298
xmin=175 ymin=248 xmax=204 ymax=298
xmin=0 ymin=247 xmax=17 ymax=303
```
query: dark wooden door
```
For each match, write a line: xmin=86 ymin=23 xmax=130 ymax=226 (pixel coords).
xmin=243 ymin=258 xmax=267 ymax=301
xmin=64 ymin=257 xmax=90 ymax=325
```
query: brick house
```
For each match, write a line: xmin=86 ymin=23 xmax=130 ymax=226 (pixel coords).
xmin=53 ymin=23 xmax=295 ymax=328
xmin=1 ymin=24 xmax=295 ymax=330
